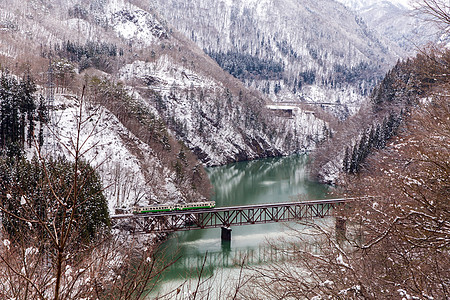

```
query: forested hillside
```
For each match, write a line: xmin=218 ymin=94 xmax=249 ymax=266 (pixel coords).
xmin=0 ymin=0 xmax=448 ymax=299
xmin=312 ymin=45 xmax=450 ymax=183
xmin=150 ymin=0 xmax=403 ymax=118
xmin=250 ymin=44 xmax=449 ymax=300
xmin=0 ymin=0 xmax=330 ymax=210
xmin=336 ymin=0 xmax=448 ymax=54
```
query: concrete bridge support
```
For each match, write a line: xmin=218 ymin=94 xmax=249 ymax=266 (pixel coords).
xmin=221 ymin=226 xmax=232 ymax=241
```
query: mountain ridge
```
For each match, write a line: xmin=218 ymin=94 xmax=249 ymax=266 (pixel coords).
xmin=150 ymin=0 xmax=404 ymax=118
xmin=0 ymin=0 xmax=329 ymax=210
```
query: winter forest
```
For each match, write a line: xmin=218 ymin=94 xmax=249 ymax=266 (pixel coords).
xmin=0 ymin=0 xmax=448 ymax=299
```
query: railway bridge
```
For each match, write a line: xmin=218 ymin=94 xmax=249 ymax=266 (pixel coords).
xmin=112 ymin=198 xmax=352 ymax=240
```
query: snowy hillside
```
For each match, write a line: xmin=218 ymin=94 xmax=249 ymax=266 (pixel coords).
xmin=119 ymin=55 xmax=328 ymax=166
xmin=336 ymin=0 xmax=412 ymax=10
xmin=41 ymin=93 xmax=193 ymax=212
xmin=336 ymin=0 xmax=444 ymax=54
xmin=150 ymin=0 xmax=402 ymax=118
xmin=0 ymin=0 xmax=332 ymax=212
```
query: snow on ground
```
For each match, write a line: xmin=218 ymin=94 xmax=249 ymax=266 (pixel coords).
xmin=119 ymin=57 xmax=253 ymax=166
xmin=119 ymin=56 xmax=329 ymax=165
xmin=39 ymin=94 xmax=184 ymax=213
xmin=64 ymin=18 xmax=93 ymax=39
xmin=336 ymin=0 xmax=412 ymax=10
xmin=106 ymin=0 xmax=168 ymax=47
xmin=301 ymin=85 xmax=362 ymax=116
xmin=120 ymin=56 xmax=220 ymax=91
xmin=241 ymin=0 xmax=272 ymax=18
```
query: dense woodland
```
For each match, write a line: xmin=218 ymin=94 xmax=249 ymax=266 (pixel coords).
xmin=206 ymin=50 xmax=285 ymax=81
xmin=312 ymin=45 xmax=450 ymax=181
xmin=55 ymin=40 xmax=124 ymax=72
xmin=0 ymin=73 xmax=45 ymax=157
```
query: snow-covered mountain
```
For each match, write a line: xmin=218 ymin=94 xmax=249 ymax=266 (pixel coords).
xmin=336 ymin=0 xmax=444 ymax=54
xmin=150 ymin=0 xmax=403 ymax=118
xmin=2 ymin=0 xmax=438 ymax=211
xmin=42 ymin=94 xmax=191 ymax=212
xmin=0 ymin=0 xmax=329 ymax=211
xmin=336 ymin=0 xmax=412 ymax=10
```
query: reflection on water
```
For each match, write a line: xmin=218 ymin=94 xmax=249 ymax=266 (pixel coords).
xmin=207 ymin=154 xmax=329 ymax=207
xmin=150 ymin=155 xmax=330 ymax=298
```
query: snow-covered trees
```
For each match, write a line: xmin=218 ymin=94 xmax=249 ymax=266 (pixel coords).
xmin=55 ymin=40 xmax=123 ymax=73
xmin=206 ymin=50 xmax=284 ymax=80
xmin=342 ymin=112 xmax=402 ymax=174
xmin=414 ymin=0 xmax=450 ymax=31
xmin=0 ymin=71 xmax=38 ymax=157
xmin=338 ymin=93 xmax=449 ymax=299
xmin=247 ymin=39 xmax=450 ymax=299
xmin=87 ymin=76 xmax=213 ymax=201
xmin=0 ymin=88 xmax=111 ymax=298
xmin=150 ymin=0 xmax=397 ymax=116
xmin=240 ymin=48 xmax=449 ymax=299
xmin=313 ymin=43 xmax=450 ymax=182
xmin=0 ymin=90 xmax=175 ymax=299
xmin=0 ymin=156 xmax=110 ymax=243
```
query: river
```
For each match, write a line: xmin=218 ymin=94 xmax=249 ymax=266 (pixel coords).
xmin=150 ymin=154 xmax=330 ymax=298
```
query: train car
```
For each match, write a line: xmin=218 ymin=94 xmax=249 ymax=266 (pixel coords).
xmin=132 ymin=201 xmax=215 ymax=214
xmin=175 ymin=201 xmax=215 ymax=211
xmin=132 ymin=204 xmax=175 ymax=214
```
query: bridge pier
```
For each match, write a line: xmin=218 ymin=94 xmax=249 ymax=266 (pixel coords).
xmin=221 ymin=226 xmax=232 ymax=241
xmin=221 ymin=239 xmax=231 ymax=252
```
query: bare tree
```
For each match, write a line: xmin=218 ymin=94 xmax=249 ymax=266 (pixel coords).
xmin=0 ymin=92 xmax=174 ymax=299
xmin=413 ymin=0 xmax=450 ymax=31
xmin=237 ymin=48 xmax=449 ymax=299
xmin=238 ymin=14 xmax=450 ymax=298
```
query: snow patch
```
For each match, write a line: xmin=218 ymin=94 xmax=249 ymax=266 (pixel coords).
xmin=120 ymin=56 xmax=219 ymax=91
xmin=107 ymin=3 xmax=167 ymax=46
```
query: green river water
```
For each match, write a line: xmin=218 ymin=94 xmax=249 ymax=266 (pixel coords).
xmin=150 ymin=154 xmax=330 ymax=298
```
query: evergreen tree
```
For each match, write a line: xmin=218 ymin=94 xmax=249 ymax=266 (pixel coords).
xmin=0 ymin=155 xmax=110 ymax=244
xmin=19 ymin=73 xmax=37 ymax=147
xmin=37 ymin=95 xmax=48 ymax=147
xmin=350 ymin=144 xmax=359 ymax=174
xmin=357 ymin=131 xmax=368 ymax=165
xmin=343 ymin=146 xmax=350 ymax=173
xmin=0 ymin=72 xmax=39 ymax=156
xmin=374 ymin=124 xmax=382 ymax=149
xmin=274 ymin=82 xmax=281 ymax=94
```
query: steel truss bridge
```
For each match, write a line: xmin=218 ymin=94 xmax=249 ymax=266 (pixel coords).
xmin=111 ymin=198 xmax=351 ymax=236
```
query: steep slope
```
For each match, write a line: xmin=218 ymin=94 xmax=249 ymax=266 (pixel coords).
xmin=150 ymin=0 xmax=402 ymax=118
xmin=0 ymin=0 xmax=328 ymax=211
xmin=44 ymin=93 xmax=198 ymax=212
xmin=98 ymin=0 xmax=327 ymax=164
xmin=312 ymin=47 xmax=450 ymax=183
xmin=336 ymin=0 xmax=446 ymax=54
xmin=336 ymin=0 xmax=411 ymax=9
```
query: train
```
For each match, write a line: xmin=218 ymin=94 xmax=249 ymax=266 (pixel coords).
xmin=132 ymin=201 xmax=215 ymax=214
